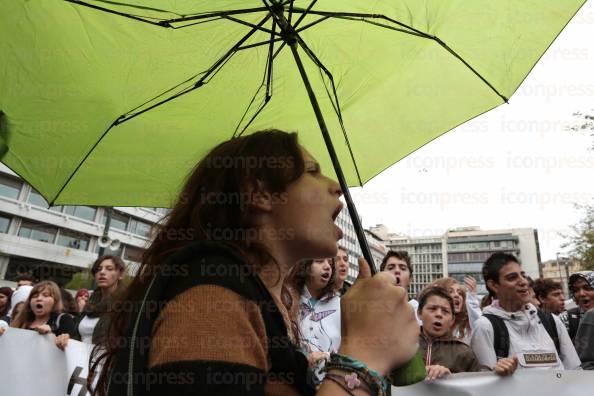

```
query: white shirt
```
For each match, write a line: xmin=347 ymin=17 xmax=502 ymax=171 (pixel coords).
xmin=471 ymin=301 xmax=581 ymax=370
xmin=299 ymin=286 xmax=341 ymax=385
xmin=78 ymin=315 xmax=100 ymax=344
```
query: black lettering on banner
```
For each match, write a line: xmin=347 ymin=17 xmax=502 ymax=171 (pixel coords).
xmin=67 ymin=366 xmax=88 ymax=396
xmin=523 ymin=353 xmax=557 ymax=364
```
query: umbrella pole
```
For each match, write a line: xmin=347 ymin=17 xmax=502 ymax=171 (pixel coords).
xmin=288 ymin=42 xmax=376 ymax=273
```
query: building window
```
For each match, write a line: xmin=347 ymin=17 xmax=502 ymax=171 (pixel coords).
xmin=103 ymin=211 xmax=129 ymax=231
xmin=56 ymin=229 xmax=90 ymax=251
xmin=0 ymin=214 xmax=11 ymax=233
xmin=18 ymin=220 xmax=57 ymax=243
xmin=129 ymin=219 xmax=152 ymax=238
xmin=0 ymin=175 xmax=22 ymax=200
xmin=123 ymin=245 xmax=144 ymax=262
xmin=27 ymin=189 xmax=49 ymax=208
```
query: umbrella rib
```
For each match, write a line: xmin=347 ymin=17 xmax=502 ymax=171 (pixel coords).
xmin=295 ymin=16 xmax=331 ymax=33
xmin=433 ymin=37 xmax=509 ymax=103
xmin=329 ymin=16 xmax=429 ymax=39
xmin=290 ymin=9 xmax=507 ymax=102
xmin=115 ymin=13 xmax=272 ymax=125
xmin=238 ymin=37 xmax=284 ymax=51
xmin=295 ymin=34 xmax=364 ymax=186
xmin=49 ymin=14 xmax=272 ymax=205
xmin=222 ymin=15 xmax=280 ymax=36
xmin=234 ymin=21 xmax=277 ymax=138
xmin=66 ymin=1 xmax=271 ymax=28
xmin=64 ymin=0 xmax=166 ymax=26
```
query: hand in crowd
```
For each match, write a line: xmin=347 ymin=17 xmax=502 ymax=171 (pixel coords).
xmin=55 ymin=333 xmax=70 ymax=351
xmin=33 ymin=324 xmax=52 ymax=335
xmin=339 ymin=257 xmax=420 ymax=376
xmin=494 ymin=356 xmax=518 ymax=376
xmin=464 ymin=276 xmax=477 ymax=294
xmin=0 ymin=327 xmax=5 ymax=336
xmin=426 ymin=365 xmax=451 ymax=380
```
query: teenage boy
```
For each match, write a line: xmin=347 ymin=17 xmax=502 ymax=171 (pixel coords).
xmin=380 ymin=250 xmax=420 ymax=324
xmin=417 ymin=286 xmax=517 ymax=380
xmin=471 ymin=253 xmax=581 ymax=370
xmin=335 ymin=246 xmax=352 ymax=296
xmin=533 ymin=278 xmax=566 ymax=315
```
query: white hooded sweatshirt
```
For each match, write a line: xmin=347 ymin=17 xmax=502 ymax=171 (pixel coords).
xmin=471 ymin=301 xmax=581 ymax=370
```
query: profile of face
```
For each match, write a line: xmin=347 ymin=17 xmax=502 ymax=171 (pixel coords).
xmin=446 ymin=283 xmax=464 ymax=314
xmin=382 ymin=257 xmax=411 ymax=290
xmin=571 ymin=278 xmax=594 ymax=312
xmin=335 ymin=249 xmax=349 ymax=283
xmin=488 ymin=261 xmax=531 ymax=306
xmin=269 ymin=148 xmax=343 ymax=261
xmin=0 ymin=294 xmax=8 ymax=312
xmin=541 ymin=288 xmax=565 ymax=315
xmin=307 ymin=259 xmax=333 ymax=294
xmin=30 ymin=287 xmax=56 ymax=319
xmin=419 ymin=295 xmax=454 ymax=339
xmin=95 ymin=259 xmax=124 ymax=290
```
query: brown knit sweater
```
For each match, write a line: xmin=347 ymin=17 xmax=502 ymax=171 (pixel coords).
xmin=107 ymin=242 xmax=314 ymax=396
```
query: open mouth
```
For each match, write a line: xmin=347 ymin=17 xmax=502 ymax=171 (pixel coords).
xmin=331 ymin=203 xmax=343 ymax=222
xmin=35 ymin=303 xmax=44 ymax=310
xmin=321 ymin=272 xmax=331 ymax=282
xmin=433 ymin=321 xmax=443 ymax=330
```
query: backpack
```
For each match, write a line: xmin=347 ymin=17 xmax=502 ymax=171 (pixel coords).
xmin=566 ymin=307 xmax=581 ymax=341
xmin=483 ymin=309 xmax=560 ymax=359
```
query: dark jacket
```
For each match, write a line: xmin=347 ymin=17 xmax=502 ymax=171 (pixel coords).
xmin=73 ymin=283 xmax=125 ymax=344
xmin=419 ymin=331 xmax=486 ymax=373
xmin=47 ymin=311 xmax=76 ymax=337
xmin=574 ymin=309 xmax=594 ymax=370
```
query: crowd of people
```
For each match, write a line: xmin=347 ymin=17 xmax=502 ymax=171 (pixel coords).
xmin=0 ymin=129 xmax=592 ymax=396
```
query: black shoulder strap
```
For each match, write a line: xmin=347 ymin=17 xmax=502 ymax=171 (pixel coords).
xmin=567 ymin=307 xmax=581 ymax=340
xmin=537 ymin=309 xmax=560 ymax=355
xmin=483 ymin=314 xmax=509 ymax=359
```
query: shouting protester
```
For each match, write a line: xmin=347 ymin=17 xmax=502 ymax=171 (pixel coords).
xmin=91 ymin=130 xmax=420 ymax=396
xmin=471 ymin=253 xmax=581 ymax=371
xmin=417 ymin=286 xmax=517 ymax=380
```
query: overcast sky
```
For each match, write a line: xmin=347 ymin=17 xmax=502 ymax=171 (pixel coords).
xmin=350 ymin=2 xmax=594 ymax=261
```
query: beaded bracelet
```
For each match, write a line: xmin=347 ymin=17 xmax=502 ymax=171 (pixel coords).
xmin=323 ymin=353 xmax=389 ymax=396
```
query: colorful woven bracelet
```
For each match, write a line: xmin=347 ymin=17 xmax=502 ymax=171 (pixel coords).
xmin=325 ymin=353 xmax=389 ymax=396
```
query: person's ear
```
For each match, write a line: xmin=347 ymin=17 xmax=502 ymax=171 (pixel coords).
xmin=249 ymin=180 xmax=273 ymax=213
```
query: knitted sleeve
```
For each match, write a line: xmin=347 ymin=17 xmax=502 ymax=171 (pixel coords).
xmin=146 ymin=284 xmax=270 ymax=395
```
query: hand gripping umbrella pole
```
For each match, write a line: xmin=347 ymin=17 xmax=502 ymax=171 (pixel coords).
xmin=268 ymin=3 xmax=376 ymax=273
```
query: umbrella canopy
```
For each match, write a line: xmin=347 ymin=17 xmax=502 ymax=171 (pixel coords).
xmin=0 ymin=0 xmax=586 ymax=207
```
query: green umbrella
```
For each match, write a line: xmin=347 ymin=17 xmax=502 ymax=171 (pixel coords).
xmin=0 ymin=0 xmax=586 ymax=265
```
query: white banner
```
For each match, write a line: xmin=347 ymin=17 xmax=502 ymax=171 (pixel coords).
xmin=1 ymin=328 xmax=593 ymax=395
xmin=0 ymin=328 xmax=94 ymax=396
xmin=393 ymin=370 xmax=594 ymax=396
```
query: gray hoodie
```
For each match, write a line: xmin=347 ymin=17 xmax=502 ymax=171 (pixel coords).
xmin=471 ymin=301 xmax=581 ymax=370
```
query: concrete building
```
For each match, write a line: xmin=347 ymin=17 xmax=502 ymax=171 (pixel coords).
xmin=387 ymin=235 xmax=446 ymax=299
xmin=445 ymin=227 xmax=541 ymax=295
xmin=0 ymin=164 xmax=166 ymax=288
xmin=541 ymin=257 xmax=582 ymax=295
xmin=378 ymin=226 xmax=542 ymax=297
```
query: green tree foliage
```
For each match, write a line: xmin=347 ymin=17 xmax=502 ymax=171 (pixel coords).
xmin=563 ymin=203 xmax=594 ymax=271
xmin=64 ymin=271 xmax=94 ymax=290
xmin=566 ymin=110 xmax=594 ymax=149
